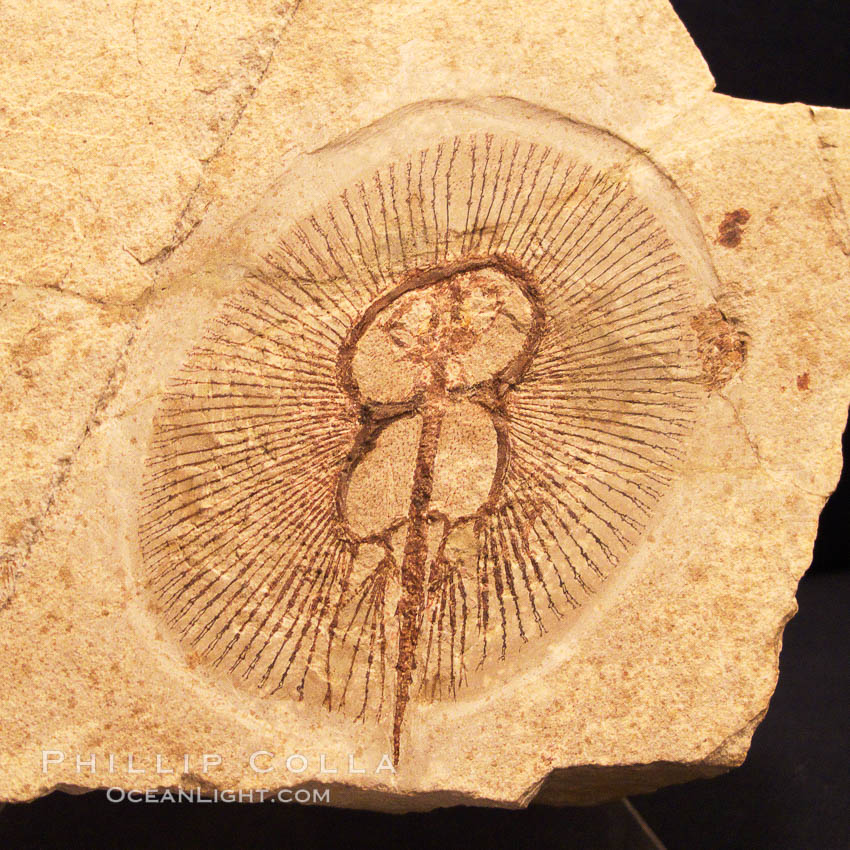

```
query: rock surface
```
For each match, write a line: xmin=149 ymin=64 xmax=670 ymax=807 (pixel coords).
xmin=0 ymin=0 xmax=848 ymax=810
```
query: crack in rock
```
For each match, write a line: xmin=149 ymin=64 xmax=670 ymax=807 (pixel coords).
xmin=132 ymin=0 xmax=304 ymax=268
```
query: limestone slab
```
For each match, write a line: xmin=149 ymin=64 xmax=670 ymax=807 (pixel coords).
xmin=0 ymin=0 xmax=847 ymax=810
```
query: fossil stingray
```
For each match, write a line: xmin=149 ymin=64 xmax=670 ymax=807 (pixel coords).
xmin=139 ymin=130 xmax=723 ymax=763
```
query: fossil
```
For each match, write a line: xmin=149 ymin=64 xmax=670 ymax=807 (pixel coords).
xmin=138 ymin=130 xmax=734 ymax=763
xmin=2 ymin=0 xmax=846 ymax=810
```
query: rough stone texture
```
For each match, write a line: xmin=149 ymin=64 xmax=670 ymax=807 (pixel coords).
xmin=0 ymin=0 xmax=847 ymax=810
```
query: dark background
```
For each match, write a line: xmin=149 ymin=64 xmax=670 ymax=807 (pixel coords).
xmin=2 ymin=1 xmax=848 ymax=847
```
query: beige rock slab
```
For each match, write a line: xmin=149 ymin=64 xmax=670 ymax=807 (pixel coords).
xmin=0 ymin=0 xmax=848 ymax=810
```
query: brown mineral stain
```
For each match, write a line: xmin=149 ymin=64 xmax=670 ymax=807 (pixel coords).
xmin=10 ymin=327 xmax=52 ymax=362
xmin=0 ymin=555 xmax=17 ymax=607
xmin=796 ymin=372 xmax=810 ymax=391
xmin=3 ymin=519 xmax=25 ymax=539
xmin=716 ymin=208 xmax=751 ymax=248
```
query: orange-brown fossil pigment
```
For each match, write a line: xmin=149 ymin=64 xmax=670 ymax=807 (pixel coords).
xmin=138 ymin=133 xmax=741 ymax=763
xmin=337 ymin=258 xmax=542 ymax=760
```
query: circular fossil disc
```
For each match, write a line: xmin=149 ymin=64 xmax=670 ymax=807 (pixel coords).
xmin=138 ymin=116 xmax=724 ymax=762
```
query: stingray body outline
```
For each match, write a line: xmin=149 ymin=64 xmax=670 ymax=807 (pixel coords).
xmin=138 ymin=131 xmax=706 ymax=765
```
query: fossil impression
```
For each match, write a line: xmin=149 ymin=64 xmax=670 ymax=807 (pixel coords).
xmin=2 ymin=0 xmax=848 ymax=811
xmin=138 ymin=130 xmax=726 ymax=762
